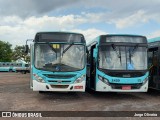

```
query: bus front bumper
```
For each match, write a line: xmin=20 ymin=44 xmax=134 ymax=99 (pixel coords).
xmin=32 ymin=80 xmax=85 ymax=92
xmin=96 ymin=80 xmax=148 ymax=92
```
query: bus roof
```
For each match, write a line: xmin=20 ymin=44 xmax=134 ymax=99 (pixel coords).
xmin=100 ymin=34 xmax=146 ymax=38
xmin=34 ymin=32 xmax=86 ymax=43
xmin=147 ymin=36 xmax=160 ymax=43
xmin=36 ymin=31 xmax=84 ymax=35
xmin=87 ymin=34 xmax=147 ymax=46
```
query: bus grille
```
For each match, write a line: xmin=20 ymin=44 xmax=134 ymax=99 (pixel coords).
xmin=50 ymin=85 xmax=69 ymax=89
xmin=110 ymin=83 xmax=142 ymax=89
xmin=43 ymin=74 xmax=76 ymax=79
xmin=48 ymin=80 xmax=71 ymax=83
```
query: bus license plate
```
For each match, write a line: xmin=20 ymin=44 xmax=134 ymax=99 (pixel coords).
xmin=122 ymin=86 xmax=131 ymax=90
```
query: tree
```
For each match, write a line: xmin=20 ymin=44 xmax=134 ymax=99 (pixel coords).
xmin=0 ymin=40 xmax=12 ymax=62
xmin=12 ymin=45 xmax=30 ymax=63
xmin=25 ymin=55 xmax=30 ymax=63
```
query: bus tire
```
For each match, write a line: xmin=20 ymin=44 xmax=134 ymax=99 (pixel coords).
xmin=22 ymin=71 xmax=26 ymax=74
xmin=39 ymin=91 xmax=46 ymax=94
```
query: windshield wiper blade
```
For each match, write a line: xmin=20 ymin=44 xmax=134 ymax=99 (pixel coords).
xmin=129 ymin=49 xmax=132 ymax=63
xmin=111 ymin=44 xmax=120 ymax=57
xmin=128 ymin=44 xmax=138 ymax=63
xmin=119 ymin=47 xmax=122 ymax=65
xmin=111 ymin=44 xmax=122 ymax=65
xmin=47 ymin=43 xmax=57 ymax=53
xmin=62 ymin=43 xmax=73 ymax=54
xmin=131 ymin=44 xmax=138 ymax=56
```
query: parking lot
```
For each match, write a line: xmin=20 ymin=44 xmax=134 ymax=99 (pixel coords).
xmin=0 ymin=72 xmax=160 ymax=119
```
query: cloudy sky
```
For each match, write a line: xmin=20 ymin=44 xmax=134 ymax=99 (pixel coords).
xmin=0 ymin=0 xmax=160 ymax=47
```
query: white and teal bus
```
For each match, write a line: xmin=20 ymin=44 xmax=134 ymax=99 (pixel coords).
xmin=25 ymin=32 xmax=86 ymax=92
xmin=0 ymin=62 xmax=28 ymax=72
xmin=87 ymin=34 xmax=149 ymax=92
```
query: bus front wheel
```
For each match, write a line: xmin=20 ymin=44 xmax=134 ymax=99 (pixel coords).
xmin=22 ymin=71 xmax=26 ymax=74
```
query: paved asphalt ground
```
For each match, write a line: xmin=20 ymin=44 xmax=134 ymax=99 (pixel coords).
xmin=0 ymin=72 xmax=160 ymax=120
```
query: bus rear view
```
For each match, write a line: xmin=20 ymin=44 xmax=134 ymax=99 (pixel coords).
xmin=87 ymin=35 xmax=148 ymax=92
xmin=29 ymin=32 xmax=86 ymax=92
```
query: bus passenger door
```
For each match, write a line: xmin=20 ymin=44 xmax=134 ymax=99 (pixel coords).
xmin=90 ymin=45 xmax=96 ymax=90
xmin=148 ymin=47 xmax=159 ymax=89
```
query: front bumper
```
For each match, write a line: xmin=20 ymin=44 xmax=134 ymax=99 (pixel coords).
xmin=96 ymin=80 xmax=148 ymax=92
xmin=32 ymin=80 xmax=85 ymax=92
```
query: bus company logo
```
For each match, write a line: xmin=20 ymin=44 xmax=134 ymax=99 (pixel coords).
xmin=2 ymin=112 xmax=11 ymax=117
xmin=123 ymin=74 xmax=131 ymax=78
xmin=55 ymin=66 xmax=61 ymax=71
xmin=57 ymin=80 xmax=62 ymax=83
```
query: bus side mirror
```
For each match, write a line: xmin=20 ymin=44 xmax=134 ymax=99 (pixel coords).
xmin=24 ymin=45 xmax=29 ymax=54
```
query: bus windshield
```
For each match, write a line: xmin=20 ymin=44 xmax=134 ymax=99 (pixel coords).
xmin=99 ymin=45 xmax=147 ymax=70
xmin=34 ymin=43 xmax=85 ymax=71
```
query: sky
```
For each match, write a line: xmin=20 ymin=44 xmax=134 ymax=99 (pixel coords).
xmin=0 ymin=0 xmax=160 ymax=47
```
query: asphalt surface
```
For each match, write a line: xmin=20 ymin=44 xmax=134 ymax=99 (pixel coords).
xmin=0 ymin=72 xmax=160 ymax=120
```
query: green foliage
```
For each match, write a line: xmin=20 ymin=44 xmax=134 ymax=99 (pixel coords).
xmin=0 ymin=40 xmax=12 ymax=62
xmin=12 ymin=45 xmax=30 ymax=63
xmin=0 ymin=41 xmax=30 ymax=63
xmin=25 ymin=55 xmax=30 ymax=63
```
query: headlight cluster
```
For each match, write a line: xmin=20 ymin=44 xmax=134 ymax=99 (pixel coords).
xmin=98 ymin=75 xmax=110 ymax=85
xmin=33 ymin=74 xmax=45 ymax=83
xmin=142 ymin=77 xmax=148 ymax=85
xmin=74 ymin=75 xmax=86 ymax=83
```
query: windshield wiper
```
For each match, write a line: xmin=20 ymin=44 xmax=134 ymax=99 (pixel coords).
xmin=62 ymin=43 xmax=73 ymax=54
xmin=47 ymin=43 xmax=57 ymax=53
xmin=130 ymin=44 xmax=138 ymax=56
xmin=111 ymin=44 xmax=122 ymax=65
xmin=129 ymin=44 xmax=139 ymax=63
xmin=119 ymin=47 xmax=122 ymax=65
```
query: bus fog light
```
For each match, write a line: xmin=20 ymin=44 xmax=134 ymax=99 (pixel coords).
xmin=70 ymin=86 xmax=73 ymax=90
xmin=142 ymin=77 xmax=148 ymax=85
xmin=46 ymin=85 xmax=49 ymax=89
xmin=74 ymin=75 xmax=85 ymax=83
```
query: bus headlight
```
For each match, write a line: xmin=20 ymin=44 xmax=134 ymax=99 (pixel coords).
xmin=98 ymin=75 xmax=110 ymax=85
xmin=33 ymin=74 xmax=45 ymax=83
xmin=142 ymin=77 xmax=148 ymax=85
xmin=74 ymin=75 xmax=86 ymax=83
